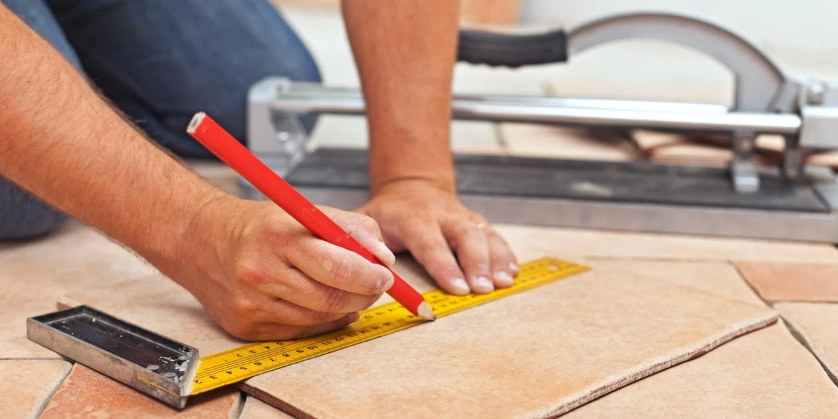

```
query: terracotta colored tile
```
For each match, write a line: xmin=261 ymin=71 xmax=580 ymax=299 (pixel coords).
xmin=565 ymin=324 xmax=838 ymax=417
xmin=40 ymin=364 xmax=241 ymax=418
xmin=499 ymin=123 xmax=639 ymax=161
xmin=735 ymin=261 xmax=838 ymax=302
xmin=0 ymin=360 xmax=71 ymax=418
xmin=240 ymin=397 xmax=294 ymax=419
xmin=586 ymin=260 xmax=763 ymax=306
xmin=776 ymin=302 xmax=838 ymax=382
xmin=493 ymin=224 xmax=838 ymax=263
xmin=241 ymin=271 xmax=776 ymax=418
xmin=0 ymin=221 xmax=155 ymax=358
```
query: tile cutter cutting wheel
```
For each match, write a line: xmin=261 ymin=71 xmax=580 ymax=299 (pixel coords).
xmin=243 ymin=12 xmax=838 ymax=243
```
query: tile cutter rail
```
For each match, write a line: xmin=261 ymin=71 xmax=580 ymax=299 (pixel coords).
xmin=243 ymin=12 xmax=838 ymax=243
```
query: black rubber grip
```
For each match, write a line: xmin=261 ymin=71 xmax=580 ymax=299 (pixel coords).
xmin=457 ymin=29 xmax=568 ymax=68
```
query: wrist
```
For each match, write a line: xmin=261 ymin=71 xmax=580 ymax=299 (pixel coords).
xmin=150 ymin=189 xmax=238 ymax=286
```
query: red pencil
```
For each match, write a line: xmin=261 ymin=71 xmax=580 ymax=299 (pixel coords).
xmin=186 ymin=112 xmax=435 ymax=321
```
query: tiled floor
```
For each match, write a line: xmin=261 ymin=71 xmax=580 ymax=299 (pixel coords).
xmin=4 ymin=2 xmax=838 ymax=417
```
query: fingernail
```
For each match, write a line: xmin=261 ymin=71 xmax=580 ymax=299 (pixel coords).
xmin=473 ymin=276 xmax=494 ymax=293
xmin=449 ymin=278 xmax=470 ymax=294
xmin=494 ymin=271 xmax=514 ymax=287
xmin=509 ymin=262 xmax=520 ymax=273
xmin=347 ymin=312 xmax=360 ymax=323
xmin=375 ymin=241 xmax=396 ymax=266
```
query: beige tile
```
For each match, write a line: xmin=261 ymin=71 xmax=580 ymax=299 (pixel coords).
xmin=586 ymin=260 xmax=763 ymax=306
xmin=242 ymin=270 xmax=775 ymax=418
xmin=494 ymin=224 xmax=838 ymax=263
xmin=0 ymin=221 xmax=155 ymax=358
xmin=39 ymin=364 xmax=241 ymax=418
xmin=776 ymin=302 xmax=838 ymax=381
xmin=0 ymin=360 xmax=71 ymax=418
xmin=629 ymin=130 xmax=685 ymax=153
xmin=647 ymin=140 xmax=732 ymax=168
xmin=499 ymin=123 xmax=639 ymax=161
xmin=565 ymin=324 xmax=838 ymax=418
xmin=735 ymin=262 xmax=838 ymax=302
xmin=240 ymin=397 xmax=294 ymax=419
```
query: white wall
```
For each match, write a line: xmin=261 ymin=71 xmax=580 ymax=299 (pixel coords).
xmin=519 ymin=0 xmax=838 ymax=79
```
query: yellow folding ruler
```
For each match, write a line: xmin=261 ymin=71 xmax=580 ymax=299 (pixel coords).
xmin=190 ymin=257 xmax=589 ymax=395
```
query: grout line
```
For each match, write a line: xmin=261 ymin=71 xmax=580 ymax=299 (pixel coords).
xmin=776 ymin=310 xmax=838 ymax=388
xmin=33 ymin=361 xmax=74 ymax=417
xmin=729 ymin=261 xmax=772 ymax=307
xmin=730 ymin=261 xmax=838 ymax=386
xmin=231 ymin=392 xmax=247 ymax=419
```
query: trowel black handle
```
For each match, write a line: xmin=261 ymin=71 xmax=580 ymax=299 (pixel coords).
xmin=457 ymin=29 xmax=568 ymax=68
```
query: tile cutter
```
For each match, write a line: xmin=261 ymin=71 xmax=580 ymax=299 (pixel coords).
xmin=243 ymin=11 xmax=838 ymax=243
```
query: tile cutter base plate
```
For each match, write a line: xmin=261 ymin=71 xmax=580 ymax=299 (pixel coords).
xmin=240 ymin=147 xmax=838 ymax=242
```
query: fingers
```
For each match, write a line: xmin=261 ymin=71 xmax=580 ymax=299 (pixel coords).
xmin=445 ymin=220 xmax=493 ymax=293
xmin=286 ymin=238 xmax=394 ymax=296
xmin=237 ymin=312 xmax=360 ymax=341
xmin=246 ymin=296 xmax=360 ymax=327
xmin=398 ymin=223 xmax=470 ymax=295
xmin=444 ymin=219 xmax=520 ymax=294
xmin=484 ymin=226 xmax=520 ymax=287
xmin=324 ymin=208 xmax=396 ymax=267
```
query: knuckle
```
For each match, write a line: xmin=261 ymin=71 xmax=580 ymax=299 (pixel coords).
xmin=329 ymin=255 xmax=356 ymax=288
xmin=234 ymin=258 xmax=270 ymax=287
xmin=321 ymin=287 xmax=349 ymax=313
xmin=229 ymin=296 xmax=259 ymax=319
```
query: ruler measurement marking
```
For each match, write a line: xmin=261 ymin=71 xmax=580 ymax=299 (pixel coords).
xmin=190 ymin=257 xmax=588 ymax=395
xmin=198 ymin=318 xmax=412 ymax=375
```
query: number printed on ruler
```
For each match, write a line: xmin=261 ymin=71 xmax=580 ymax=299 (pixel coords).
xmin=190 ymin=257 xmax=589 ymax=395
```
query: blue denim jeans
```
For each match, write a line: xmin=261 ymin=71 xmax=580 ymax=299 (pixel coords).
xmin=1 ymin=0 xmax=321 ymax=240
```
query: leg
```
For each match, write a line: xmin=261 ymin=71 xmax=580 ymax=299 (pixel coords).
xmin=46 ymin=0 xmax=322 ymax=158
xmin=0 ymin=0 xmax=80 ymax=240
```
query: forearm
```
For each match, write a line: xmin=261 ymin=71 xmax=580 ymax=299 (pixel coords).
xmin=0 ymin=6 xmax=224 ymax=271
xmin=341 ymin=0 xmax=459 ymax=193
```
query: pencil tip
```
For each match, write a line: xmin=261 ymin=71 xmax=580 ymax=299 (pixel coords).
xmin=417 ymin=302 xmax=436 ymax=321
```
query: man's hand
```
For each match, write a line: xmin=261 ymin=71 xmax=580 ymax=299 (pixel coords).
xmin=342 ymin=1 xmax=518 ymax=295
xmin=358 ymin=179 xmax=518 ymax=295
xmin=170 ymin=196 xmax=396 ymax=341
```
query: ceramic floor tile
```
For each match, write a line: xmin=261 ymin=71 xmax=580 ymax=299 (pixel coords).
xmin=493 ymin=224 xmax=838 ymax=263
xmin=241 ymin=270 xmax=776 ymax=418
xmin=240 ymin=397 xmax=294 ymax=419
xmin=39 ymin=364 xmax=241 ymax=418
xmin=0 ymin=360 xmax=71 ymax=418
xmin=1 ymin=221 xmax=156 ymax=358
xmin=646 ymin=141 xmax=731 ymax=168
xmin=564 ymin=323 xmax=838 ymax=418
xmin=776 ymin=302 xmax=838 ymax=382
xmin=585 ymin=260 xmax=763 ymax=306
xmin=734 ymin=262 xmax=838 ymax=302
xmin=499 ymin=123 xmax=639 ymax=161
